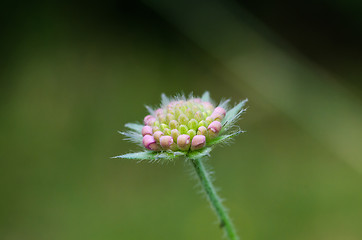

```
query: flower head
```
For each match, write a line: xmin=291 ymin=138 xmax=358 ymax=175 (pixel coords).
xmin=115 ymin=92 xmax=247 ymax=161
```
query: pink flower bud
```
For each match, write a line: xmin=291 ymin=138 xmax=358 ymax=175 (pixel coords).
xmin=191 ymin=135 xmax=206 ymax=150
xmin=193 ymin=98 xmax=202 ymax=103
xmin=208 ymin=121 xmax=222 ymax=138
xmin=153 ymin=131 xmax=164 ymax=142
xmin=214 ymin=107 xmax=226 ymax=117
xmin=177 ymin=134 xmax=191 ymax=151
xmin=155 ymin=108 xmax=164 ymax=117
xmin=142 ymin=126 xmax=153 ymax=136
xmin=144 ymin=115 xmax=156 ymax=126
xmin=202 ymin=102 xmax=214 ymax=111
xmin=142 ymin=135 xmax=160 ymax=151
xmin=160 ymin=136 xmax=176 ymax=150
xmin=197 ymin=126 xmax=207 ymax=136
xmin=210 ymin=112 xmax=224 ymax=122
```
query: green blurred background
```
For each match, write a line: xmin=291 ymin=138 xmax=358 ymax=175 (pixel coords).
xmin=1 ymin=1 xmax=362 ymax=239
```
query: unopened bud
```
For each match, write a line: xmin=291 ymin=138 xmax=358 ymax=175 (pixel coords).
xmin=211 ymin=112 xmax=224 ymax=122
xmin=143 ymin=135 xmax=160 ymax=151
xmin=178 ymin=114 xmax=189 ymax=125
xmin=198 ymin=120 xmax=207 ymax=128
xmin=155 ymin=108 xmax=164 ymax=117
xmin=142 ymin=126 xmax=153 ymax=136
xmin=171 ymin=129 xmax=180 ymax=142
xmin=160 ymin=136 xmax=173 ymax=150
xmin=197 ymin=126 xmax=207 ymax=136
xmin=188 ymin=119 xmax=198 ymax=130
xmin=144 ymin=115 xmax=156 ymax=126
xmin=194 ymin=111 xmax=203 ymax=122
xmin=178 ymin=124 xmax=189 ymax=134
xmin=214 ymin=107 xmax=226 ymax=117
xmin=163 ymin=128 xmax=171 ymax=136
xmin=187 ymin=129 xmax=196 ymax=140
xmin=169 ymin=120 xmax=179 ymax=129
xmin=177 ymin=134 xmax=191 ymax=151
xmin=191 ymin=135 xmax=206 ymax=150
xmin=208 ymin=121 xmax=222 ymax=138
xmin=153 ymin=131 xmax=164 ymax=142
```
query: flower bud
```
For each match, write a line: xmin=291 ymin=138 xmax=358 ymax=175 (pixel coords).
xmin=194 ymin=111 xmax=203 ymax=122
xmin=202 ymin=102 xmax=214 ymax=111
xmin=191 ymin=135 xmax=206 ymax=150
xmin=160 ymin=123 xmax=168 ymax=131
xmin=155 ymin=108 xmax=164 ymax=117
xmin=142 ymin=126 xmax=153 ymax=136
xmin=169 ymin=120 xmax=179 ymax=129
xmin=214 ymin=107 xmax=226 ymax=117
xmin=163 ymin=128 xmax=171 ymax=136
xmin=144 ymin=115 xmax=156 ymax=126
xmin=205 ymin=117 xmax=213 ymax=125
xmin=211 ymin=112 xmax=224 ymax=122
xmin=178 ymin=114 xmax=189 ymax=125
xmin=153 ymin=131 xmax=164 ymax=142
xmin=187 ymin=129 xmax=196 ymax=140
xmin=166 ymin=113 xmax=175 ymax=122
xmin=198 ymin=120 xmax=207 ymax=128
xmin=171 ymin=129 xmax=180 ymax=142
xmin=177 ymin=134 xmax=191 ymax=151
xmin=208 ymin=121 xmax=222 ymax=138
xmin=178 ymin=124 xmax=189 ymax=134
xmin=187 ymin=119 xmax=198 ymax=130
xmin=152 ymin=126 xmax=160 ymax=133
xmin=160 ymin=135 xmax=173 ymax=149
xmin=143 ymin=135 xmax=160 ymax=151
xmin=197 ymin=126 xmax=207 ymax=136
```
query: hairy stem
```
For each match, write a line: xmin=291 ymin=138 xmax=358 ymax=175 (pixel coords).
xmin=190 ymin=157 xmax=239 ymax=240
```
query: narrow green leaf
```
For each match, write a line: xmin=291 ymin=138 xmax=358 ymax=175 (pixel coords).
xmin=113 ymin=150 xmax=184 ymax=161
xmin=187 ymin=147 xmax=212 ymax=160
xmin=201 ymin=91 xmax=210 ymax=102
xmin=125 ymin=123 xmax=143 ymax=132
xmin=113 ymin=151 xmax=158 ymax=160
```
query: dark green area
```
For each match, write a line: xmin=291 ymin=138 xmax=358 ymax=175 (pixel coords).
xmin=1 ymin=1 xmax=362 ymax=239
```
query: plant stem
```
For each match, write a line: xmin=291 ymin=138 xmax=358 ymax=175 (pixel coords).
xmin=190 ymin=157 xmax=239 ymax=240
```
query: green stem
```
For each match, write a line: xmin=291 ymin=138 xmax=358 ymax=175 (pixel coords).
xmin=190 ymin=157 xmax=239 ymax=240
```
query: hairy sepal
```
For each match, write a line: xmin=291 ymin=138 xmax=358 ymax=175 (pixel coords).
xmin=221 ymin=98 xmax=248 ymax=133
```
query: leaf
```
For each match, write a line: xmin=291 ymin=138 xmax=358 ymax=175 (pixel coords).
xmin=113 ymin=151 xmax=158 ymax=160
xmin=113 ymin=150 xmax=184 ymax=162
xmin=201 ymin=91 xmax=211 ymax=102
xmin=118 ymin=131 xmax=143 ymax=145
xmin=125 ymin=123 xmax=143 ymax=132
xmin=187 ymin=147 xmax=212 ymax=160
xmin=221 ymin=98 xmax=248 ymax=132
xmin=207 ymin=130 xmax=244 ymax=146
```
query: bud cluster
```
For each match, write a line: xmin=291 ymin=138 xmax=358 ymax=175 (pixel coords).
xmin=142 ymin=98 xmax=226 ymax=151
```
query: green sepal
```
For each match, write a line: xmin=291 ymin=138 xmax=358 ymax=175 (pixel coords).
xmin=201 ymin=91 xmax=211 ymax=102
xmin=118 ymin=131 xmax=143 ymax=145
xmin=221 ymin=98 xmax=248 ymax=133
xmin=125 ymin=123 xmax=144 ymax=132
xmin=187 ymin=147 xmax=212 ymax=160
xmin=113 ymin=150 xmax=186 ymax=162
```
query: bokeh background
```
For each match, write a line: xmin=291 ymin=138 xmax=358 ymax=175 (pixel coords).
xmin=1 ymin=0 xmax=362 ymax=239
